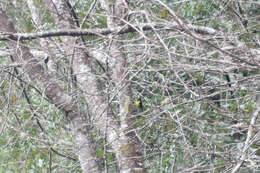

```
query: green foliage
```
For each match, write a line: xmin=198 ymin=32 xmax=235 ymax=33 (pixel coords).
xmin=181 ymin=0 xmax=216 ymax=21
xmin=1 ymin=0 xmax=259 ymax=172
xmin=107 ymin=153 xmax=114 ymax=165
xmin=212 ymin=52 xmax=219 ymax=59
xmin=96 ymin=149 xmax=104 ymax=158
xmin=41 ymin=11 xmax=54 ymax=25
xmin=215 ymin=159 xmax=225 ymax=172
xmin=96 ymin=16 xmax=107 ymax=28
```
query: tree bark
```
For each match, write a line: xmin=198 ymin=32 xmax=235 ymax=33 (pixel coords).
xmin=100 ymin=0 xmax=146 ymax=172
xmin=0 ymin=9 xmax=100 ymax=173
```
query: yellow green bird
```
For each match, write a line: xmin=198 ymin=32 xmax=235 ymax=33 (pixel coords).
xmin=135 ymin=97 xmax=143 ymax=111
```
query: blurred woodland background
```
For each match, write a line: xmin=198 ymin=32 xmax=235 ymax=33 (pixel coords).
xmin=0 ymin=0 xmax=260 ymax=172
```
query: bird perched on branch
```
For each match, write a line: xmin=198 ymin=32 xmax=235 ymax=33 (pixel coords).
xmin=135 ymin=97 xmax=143 ymax=112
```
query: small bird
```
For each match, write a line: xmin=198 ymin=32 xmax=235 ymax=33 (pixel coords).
xmin=44 ymin=56 xmax=49 ymax=64
xmin=135 ymin=97 xmax=143 ymax=111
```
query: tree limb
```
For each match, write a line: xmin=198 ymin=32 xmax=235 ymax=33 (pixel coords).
xmin=0 ymin=23 xmax=217 ymax=41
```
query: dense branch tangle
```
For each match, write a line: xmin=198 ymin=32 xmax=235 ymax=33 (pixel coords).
xmin=0 ymin=0 xmax=260 ymax=173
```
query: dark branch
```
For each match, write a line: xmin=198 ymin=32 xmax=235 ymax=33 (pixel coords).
xmin=0 ymin=23 xmax=217 ymax=41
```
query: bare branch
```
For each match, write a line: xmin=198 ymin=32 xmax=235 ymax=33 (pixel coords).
xmin=0 ymin=23 xmax=217 ymax=41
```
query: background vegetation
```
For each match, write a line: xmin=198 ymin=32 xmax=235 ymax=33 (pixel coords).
xmin=0 ymin=0 xmax=259 ymax=172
